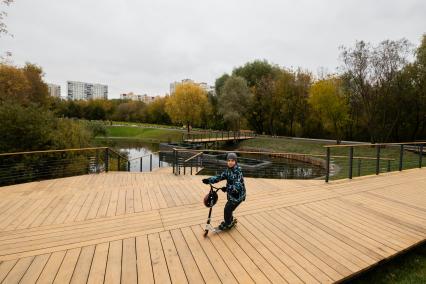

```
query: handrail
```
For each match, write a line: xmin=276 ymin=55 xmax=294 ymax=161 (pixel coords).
xmin=106 ymin=148 xmax=129 ymax=161
xmin=172 ymin=149 xmax=395 ymax=161
xmin=128 ymin=151 xmax=159 ymax=161
xmin=0 ymin=147 xmax=108 ymax=157
xmin=184 ymin=152 xmax=203 ymax=163
xmin=324 ymin=141 xmax=426 ymax=148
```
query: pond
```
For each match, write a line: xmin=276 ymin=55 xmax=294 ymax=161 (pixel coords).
xmin=94 ymin=139 xmax=169 ymax=172
xmin=197 ymin=154 xmax=326 ymax=179
xmin=94 ymin=139 xmax=326 ymax=178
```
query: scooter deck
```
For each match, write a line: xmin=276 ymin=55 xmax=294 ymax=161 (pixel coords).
xmin=204 ymin=219 xmax=237 ymax=236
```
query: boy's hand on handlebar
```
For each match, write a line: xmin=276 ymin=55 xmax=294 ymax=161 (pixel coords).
xmin=202 ymin=178 xmax=209 ymax=184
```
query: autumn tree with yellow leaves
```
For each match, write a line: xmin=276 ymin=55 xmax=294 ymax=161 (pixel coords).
xmin=165 ymin=82 xmax=210 ymax=133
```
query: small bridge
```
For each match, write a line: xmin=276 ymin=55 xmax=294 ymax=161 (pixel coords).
xmin=0 ymin=169 xmax=425 ymax=283
xmin=183 ymin=130 xmax=255 ymax=144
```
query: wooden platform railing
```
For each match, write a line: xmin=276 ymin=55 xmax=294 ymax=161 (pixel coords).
xmin=324 ymin=142 xmax=426 ymax=182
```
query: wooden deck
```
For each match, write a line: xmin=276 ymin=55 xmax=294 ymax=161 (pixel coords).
xmin=0 ymin=168 xmax=425 ymax=283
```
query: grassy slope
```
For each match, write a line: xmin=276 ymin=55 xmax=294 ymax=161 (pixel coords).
xmin=347 ymin=242 xmax=426 ymax=284
xmin=102 ymin=126 xmax=183 ymax=142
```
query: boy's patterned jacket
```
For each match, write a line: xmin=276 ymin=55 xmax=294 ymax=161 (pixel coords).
xmin=206 ymin=165 xmax=246 ymax=203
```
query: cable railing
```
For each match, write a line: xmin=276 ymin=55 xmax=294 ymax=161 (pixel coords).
xmin=324 ymin=142 xmax=426 ymax=182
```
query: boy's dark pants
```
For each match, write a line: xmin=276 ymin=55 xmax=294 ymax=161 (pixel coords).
xmin=224 ymin=200 xmax=241 ymax=225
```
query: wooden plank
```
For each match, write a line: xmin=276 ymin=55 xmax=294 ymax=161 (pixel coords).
xmin=37 ymin=250 xmax=66 ymax=284
xmin=136 ymin=235 xmax=154 ymax=284
xmin=122 ymin=238 xmax=138 ymax=283
xmin=19 ymin=253 xmax=50 ymax=283
xmin=148 ymin=233 xmax=171 ymax=284
xmin=170 ymin=229 xmax=205 ymax=284
xmin=87 ymin=242 xmax=109 ymax=284
xmin=53 ymin=248 xmax=81 ymax=283
xmin=1 ymin=256 xmax=34 ymax=283
xmin=159 ymin=230 xmax=188 ymax=283
xmin=180 ymin=227 xmax=221 ymax=284
xmin=70 ymin=245 xmax=95 ymax=283
xmin=0 ymin=259 xmax=18 ymax=282
xmin=104 ymin=240 xmax=122 ymax=284
xmin=189 ymin=226 xmax=237 ymax=284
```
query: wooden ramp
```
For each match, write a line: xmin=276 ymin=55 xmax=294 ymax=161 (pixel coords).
xmin=0 ymin=169 xmax=425 ymax=283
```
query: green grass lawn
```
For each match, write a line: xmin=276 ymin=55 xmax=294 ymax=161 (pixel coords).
xmin=239 ymin=137 xmax=420 ymax=180
xmin=346 ymin=242 xmax=426 ymax=284
xmin=101 ymin=126 xmax=184 ymax=142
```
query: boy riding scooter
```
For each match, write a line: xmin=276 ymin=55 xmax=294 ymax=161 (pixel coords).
xmin=202 ymin=152 xmax=246 ymax=231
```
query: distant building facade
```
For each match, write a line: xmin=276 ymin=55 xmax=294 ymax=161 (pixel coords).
xmin=67 ymin=81 xmax=108 ymax=100
xmin=169 ymin=79 xmax=214 ymax=95
xmin=120 ymin=92 xmax=156 ymax=104
xmin=47 ymin=83 xmax=61 ymax=98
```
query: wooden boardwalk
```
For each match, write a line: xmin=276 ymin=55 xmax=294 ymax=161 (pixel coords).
xmin=183 ymin=136 xmax=255 ymax=143
xmin=0 ymin=168 xmax=425 ymax=283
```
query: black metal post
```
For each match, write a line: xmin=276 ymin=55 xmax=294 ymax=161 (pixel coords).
xmin=158 ymin=153 xmax=161 ymax=168
xmin=399 ymin=145 xmax=404 ymax=171
xmin=118 ymin=156 xmax=121 ymax=171
xmin=419 ymin=145 xmax=423 ymax=168
xmin=150 ymin=154 xmax=152 ymax=171
xmin=140 ymin=157 xmax=143 ymax=172
xmin=105 ymin=148 xmax=109 ymax=173
xmin=127 ymin=161 xmax=130 ymax=172
xmin=376 ymin=145 xmax=380 ymax=175
xmin=96 ymin=149 xmax=100 ymax=173
xmin=349 ymin=147 xmax=353 ymax=179
xmin=387 ymin=160 xmax=391 ymax=172
xmin=325 ymin=148 xmax=330 ymax=182
xmin=173 ymin=149 xmax=176 ymax=174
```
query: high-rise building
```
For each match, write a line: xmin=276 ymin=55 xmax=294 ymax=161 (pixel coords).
xmin=67 ymin=81 xmax=108 ymax=100
xmin=120 ymin=92 xmax=156 ymax=104
xmin=47 ymin=83 xmax=61 ymax=98
xmin=169 ymin=79 xmax=214 ymax=95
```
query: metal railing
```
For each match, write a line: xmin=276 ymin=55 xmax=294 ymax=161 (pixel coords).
xmin=126 ymin=151 xmax=172 ymax=172
xmin=324 ymin=142 xmax=426 ymax=182
xmin=0 ymin=147 xmax=130 ymax=186
xmin=171 ymin=148 xmax=328 ymax=179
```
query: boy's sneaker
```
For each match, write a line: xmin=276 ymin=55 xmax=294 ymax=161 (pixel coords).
xmin=217 ymin=221 xmax=227 ymax=231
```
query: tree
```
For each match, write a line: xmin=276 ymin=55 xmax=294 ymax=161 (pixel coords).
xmin=340 ymin=39 xmax=412 ymax=142
xmin=218 ymin=76 xmax=252 ymax=130
xmin=214 ymin=73 xmax=230 ymax=96
xmin=145 ymin=97 xmax=171 ymax=125
xmin=0 ymin=63 xmax=49 ymax=106
xmin=165 ymin=82 xmax=209 ymax=132
xmin=309 ymin=77 xmax=349 ymax=143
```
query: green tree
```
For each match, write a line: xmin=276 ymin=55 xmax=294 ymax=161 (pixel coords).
xmin=165 ymin=82 xmax=209 ymax=132
xmin=309 ymin=77 xmax=349 ymax=143
xmin=218 ymin=76 xmax=252 ymax=130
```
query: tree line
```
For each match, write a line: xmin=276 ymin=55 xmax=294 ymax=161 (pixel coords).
xmin=1 ymin=36 xmax=425 ymax=153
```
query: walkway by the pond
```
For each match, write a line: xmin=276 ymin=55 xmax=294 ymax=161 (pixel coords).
xmin=0 ymin=168 xmax=425 ymax=283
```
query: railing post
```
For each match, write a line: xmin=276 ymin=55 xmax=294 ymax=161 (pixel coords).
xmin=419 ymin=145 xmax=423 ymax=168
xmin=184 ymin=161 xmax=186 ymax=175
xmin=118 ymin=156 xmax=121 ymax=171
xmin=376 ymin=145 xmax=380 ymax=175
xmin=150 ymin=154 xmax=152 ymax=172
xmin=387 ymin=160 xmax=391 ymax=172
xmin=127 ymin=161 xmax=130 ymax=172
xmin=349 ymin=147 xmax=353 ymax=179
xmin=105 ymin=148 xmax=109 ymax=172
xmin=172 ymin=149 xmax=176 ymax=174
xmin=325 ymin=147 xmax=330 ymax=183
xmin=140 ymin=157 xmax=143 ymax=172
xmin=158 ymin=153 xmax=161 ymax=168
xmin=399 ymin=144 xmax=404 ymax=171
xmin=96 ymin=149 xmax=100 ymax=173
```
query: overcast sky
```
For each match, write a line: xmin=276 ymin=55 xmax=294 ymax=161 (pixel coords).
xmin=1 ymin=0 xmax=425 ymax=98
